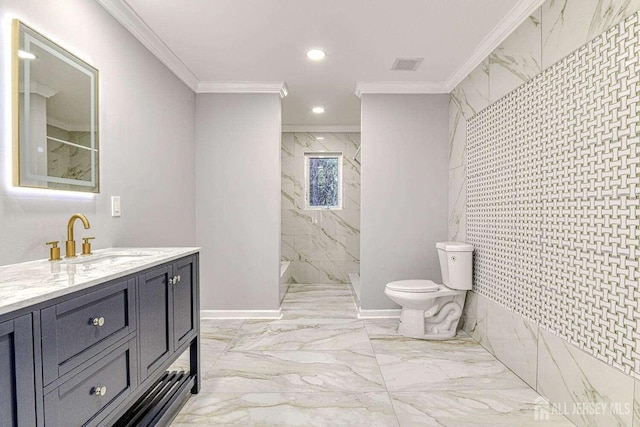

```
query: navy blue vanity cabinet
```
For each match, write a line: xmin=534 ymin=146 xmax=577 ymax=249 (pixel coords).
xmin=0 ymin=250 xmax=199 ymax=426
xmin=43 ymin=338 xmax=138 ymax=427
xmin=173 ymin=256 xmax=198 ymax=351
xmin=137 ymin=264 xmax=173 ymax=381
xmin=40 ymin=278 xmax=138 ymax=426
xmin=0 ymin=314 xmax=37 ymax=427
xmin=138 ymin=255 xmax=198 ymax=383
xmin=41 ymin=278 xmax=136 ymax=386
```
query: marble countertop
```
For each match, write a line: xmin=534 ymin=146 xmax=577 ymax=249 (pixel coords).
xmin=0 ymin=247 xmax=200 ymax=316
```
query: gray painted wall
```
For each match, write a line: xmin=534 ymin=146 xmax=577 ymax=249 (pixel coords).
xmin=360 ymin=94 xmax=448 ymax=309
xmin=195 ymin=94 xmax=281 ymax=311
xmin=0 ymin=0 xmax=196 ymax=265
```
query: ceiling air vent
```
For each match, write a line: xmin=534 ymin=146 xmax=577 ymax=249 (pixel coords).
xmin=391 ymin=57 xmax=424 ymax=71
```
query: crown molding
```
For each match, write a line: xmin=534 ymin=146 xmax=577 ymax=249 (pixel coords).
xmin=47 ymin=117 xmax=90 ymax=132
xmin=96 ymin=0 xmax=199 ymax=91
xmin=197 ymin=81 xmax=289 ymax=98
xmin=98 ymin=0 xmax=545 ymax=98
xmin=20 ymin=81 xmax=58 ymax=98
xmin=444 ymin=0 xmax=546 ymax=91
xmin=354 ymin=81 xmax=449 ymax=97
xmin=281 ymin=125 xmax=360 ymax=133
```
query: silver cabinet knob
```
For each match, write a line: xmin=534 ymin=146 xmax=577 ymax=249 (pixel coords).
xmin=93 ymin=386 xmax=107 ymax=396
xmin=92 ymin=317 xmax=105 ymax=327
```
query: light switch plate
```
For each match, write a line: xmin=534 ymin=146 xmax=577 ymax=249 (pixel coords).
xmin=111 ymin=196 xmax=121 ymax=217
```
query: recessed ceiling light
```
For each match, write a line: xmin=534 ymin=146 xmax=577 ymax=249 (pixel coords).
xmin=18 ymin=50 xmax=36 ymax=60
xmin=306 ymin=49 xmax=326 ymax=61
xmin=316 ymin=136 xmax=325 ymax=140
xmin=312 ymin=106 xmax=325 ymax=114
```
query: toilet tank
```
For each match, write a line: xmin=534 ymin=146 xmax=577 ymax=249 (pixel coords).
xmin=436 ymin=242 xmax=474 ymax=290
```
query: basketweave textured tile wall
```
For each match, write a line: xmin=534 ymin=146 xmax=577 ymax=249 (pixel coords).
xmin=468 ymin=11 xmax=639 ymax=377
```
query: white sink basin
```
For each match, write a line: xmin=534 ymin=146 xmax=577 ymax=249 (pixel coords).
xmin=63 ymin=252 xmax=152 ymax=265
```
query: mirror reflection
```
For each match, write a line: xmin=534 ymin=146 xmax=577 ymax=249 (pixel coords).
xmin=13 ymin=20 xmax=99 ymax=193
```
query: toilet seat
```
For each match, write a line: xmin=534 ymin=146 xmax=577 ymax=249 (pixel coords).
xmin=386 ymin=280 xmax=439 ymax=293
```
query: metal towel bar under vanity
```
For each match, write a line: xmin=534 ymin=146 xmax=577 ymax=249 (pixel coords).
xmin=0 ymin=247 xmax=201 ymax=427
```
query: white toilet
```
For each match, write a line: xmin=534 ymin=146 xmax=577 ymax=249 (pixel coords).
xmin=384 ymin=242 xmax=474 ymax=340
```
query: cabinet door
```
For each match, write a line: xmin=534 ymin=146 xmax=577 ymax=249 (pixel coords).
xmin=0 ymin=315 xmax=36 ymax=427
xmin=172 ymin=256 xmax=197 ymax=350
xmin=137 ymin=265 xmax=174 ymax=381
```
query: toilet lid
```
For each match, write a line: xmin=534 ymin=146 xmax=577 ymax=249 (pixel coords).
xmin=386 ymin=280 xmax=440 ymax=293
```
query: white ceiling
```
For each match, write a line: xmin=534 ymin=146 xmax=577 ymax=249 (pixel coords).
xmin=104 ymin=0 xmax=539 ymax=126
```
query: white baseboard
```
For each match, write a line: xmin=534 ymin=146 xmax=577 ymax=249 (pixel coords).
xmin=201 ymin=309 xmax=282 ymax=320
xmin=357 ymin=308 xmax=401 ymax=319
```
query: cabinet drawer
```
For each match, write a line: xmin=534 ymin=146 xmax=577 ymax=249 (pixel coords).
xmin=42 ymin=278 xmax=136 ymax=385
xmin=44 ymin=338 xmax=138 ymax=427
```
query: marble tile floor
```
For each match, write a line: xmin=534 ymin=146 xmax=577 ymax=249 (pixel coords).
xmin=171 ymin=283 xmax=574 ymax=426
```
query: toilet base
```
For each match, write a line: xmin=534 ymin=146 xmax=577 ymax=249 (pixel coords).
xmin=398 ymin=308 xmax=428 ymax=338
xmin=397 ymin=300 xmax=463 ymax=340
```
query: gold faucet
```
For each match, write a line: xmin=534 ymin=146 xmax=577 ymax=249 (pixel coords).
xmin=66 ymin=214 xmax=91 ymax=258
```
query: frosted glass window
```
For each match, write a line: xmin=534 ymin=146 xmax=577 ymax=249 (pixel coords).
xmin=305 ymin=153 xmax=342 ymax=209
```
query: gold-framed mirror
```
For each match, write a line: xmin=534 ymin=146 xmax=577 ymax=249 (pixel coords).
xmin=12 ymin=20 xmax=99 ymax=193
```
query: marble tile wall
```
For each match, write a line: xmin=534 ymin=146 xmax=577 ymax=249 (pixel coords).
xmin=451 ymin=1 xmax=640 ymax=425
xmin=463 ymin=293 xmax=638 ymax=426
xmin=46 ymin=125 xmax=93 ymax=190
xmin=489 ymin=8 xmax=542 ymax=103
xmin=281 ymin=133 xmax=360 ymax=284
xmin=458 ymin=291 xmax=487 ymax=346
xmin=542 ymin=0 xmax=640 ymax=69
xmin=466 ymin=5 xmax=639 ymax=375
xmin=537 ymin=328 xmax=635 ymax=426
xmin=484 ymin=302 xmax=538 ymax=389
xmin=448 ymin=59 xmax=489 ymax=242
xmin=635 ymin=381 xmax=640 ymax=426
xmin=448 ymin=0 xmax=640 ymax=241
